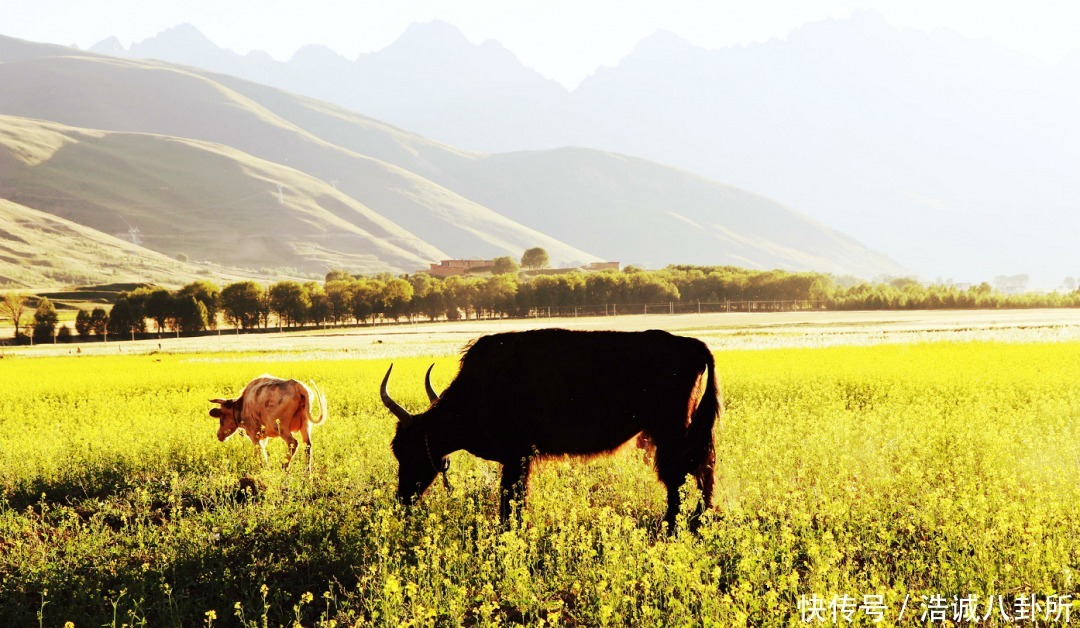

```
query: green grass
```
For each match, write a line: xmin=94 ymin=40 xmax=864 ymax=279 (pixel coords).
xmin=1 ymin=342 xmax=1079 ymax=625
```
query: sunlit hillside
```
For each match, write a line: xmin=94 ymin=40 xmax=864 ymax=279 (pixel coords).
xmin=0 ymin=115 xmax=444 ymax=277
xmin=0 ymin=199 xmax=265 ymax=287
xmin=0 ymin=34 xmax=904 ymax=281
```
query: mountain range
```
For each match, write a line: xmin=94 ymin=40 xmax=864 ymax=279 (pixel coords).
xmin=0 ymin=32 xmax=903 ymax=287
xmin=83 ymin=11 xmax=1080 ymax=288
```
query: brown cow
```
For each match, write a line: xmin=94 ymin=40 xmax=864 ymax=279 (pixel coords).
xmin=209 ymin=375 xmax=327 ymax=473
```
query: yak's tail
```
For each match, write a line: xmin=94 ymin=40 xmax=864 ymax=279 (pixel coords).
xmin=307 ymin=379 xmax=328 ymax=425
xmin=690 ymin=345 xmax=722 ymax=436
xmin=687 ymin=346 xmax=721 ymax=506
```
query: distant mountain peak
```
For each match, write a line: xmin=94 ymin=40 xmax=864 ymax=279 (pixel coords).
xmin=145 ymin=23 xmax=215 ymax=46
xmin=391 ymin=20 xmax=472 ymax=52
xmin=848 ymin=7 xmax=892 ymax=28
xmin=628 ymin=30 xmax=699 ymax=58
xmin=130 ymin=23 xmax=224 ymax=58
xmin=89 ymin=36 xmax=127 ymax=56
xmin=785 ymin=7 xmax=899 ymax=47
xmin=290 ymin=44 xmax=347 ymax=65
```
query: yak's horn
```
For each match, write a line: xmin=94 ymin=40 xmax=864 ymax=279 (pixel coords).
xmin=380 ymin=364 xmax=414 ymax=427
xmin=424 ymin=364 xmax=439 ymax=404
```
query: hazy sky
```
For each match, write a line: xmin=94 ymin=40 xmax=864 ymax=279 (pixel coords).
xmin=3 ymin=0 xmax=1078 ymax=88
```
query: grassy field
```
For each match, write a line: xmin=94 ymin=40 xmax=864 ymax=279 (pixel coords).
xmin=2 ymin=327 xmax=1080 ymax=626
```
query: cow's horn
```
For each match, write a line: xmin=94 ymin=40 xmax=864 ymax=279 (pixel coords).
xmin=209 ymin=398 xmax=227 ymax=404
xmin=380 ymin=364 xmax=414 ymax=427
xmin=424 ymin=364 xmax=439 ymax=404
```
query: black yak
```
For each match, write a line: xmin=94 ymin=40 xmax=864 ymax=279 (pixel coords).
xmin=379 ymin=328 xmax=721 ymax=531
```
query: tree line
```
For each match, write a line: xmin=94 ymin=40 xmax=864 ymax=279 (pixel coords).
xmin=6 ymin=265 xmax=1080 ymax=343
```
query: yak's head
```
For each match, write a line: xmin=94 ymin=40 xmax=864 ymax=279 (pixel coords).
xmin=380 ymin=364 xmax=448 ymax=505
xmin=208 ymin=398 xmax=243 ymax=442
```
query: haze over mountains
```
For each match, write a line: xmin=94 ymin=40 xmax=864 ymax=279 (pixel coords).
xmin=0 ymin=32 xmax=904 ymax=286
xmin=88 ymin=10 xmax=1080 ymax=288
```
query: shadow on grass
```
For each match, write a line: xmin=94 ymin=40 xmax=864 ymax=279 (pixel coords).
xmin=0 ymin=485 xmax=378 ymax=627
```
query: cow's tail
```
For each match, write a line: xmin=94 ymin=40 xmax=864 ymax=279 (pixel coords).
xmin=307 ymin=379 xmax=328 ymax=425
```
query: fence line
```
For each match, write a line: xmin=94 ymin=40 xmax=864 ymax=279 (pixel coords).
xmin=526 ymin=300 xmax=826 ymax=319
xmin=5 ymin=299 xmax=828 ymax=345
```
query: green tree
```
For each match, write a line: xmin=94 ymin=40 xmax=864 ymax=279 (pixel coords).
xmin=1 ymin=292 xmax=28 ymax=338
xmin=32 ymin=297 xmax=59 ymax=342
xmin=584 ymin=271 xmax=629 ymax=304
xmin=178 ymin=281 xmax=220 ymax=329
xmin=381 ymin=278 xmax=414 ymax=321
xmin=269 ymin=281 xmax=310 ymax=328
xmin=412 ymin=276 xmax=447 ymax=321
xmin=406 ymin=274 xmax=440 ymax=321
xmin=443 ymin=275 xmax=483 ymax=319
xmin=478 ymin=275 xmax=519 ymax=317
xmin=89 ymin=308 xmax=108 ymax=337
xmin=220 ymin=281 xmax=265 ymax=330
xmin=304 ymin=282 xmax=331 ymax=328
xmin=521 ymin=247 xmax=550 ymax=270
xmin=492 ymin=256 xmax=520 ymax=275
xmin=75 ymin=309 xmax=92 ymax=339
xmin=626 ymin=272 xmax=679 ymax=304
xmin=324 ymin=280 xmax=356 ymax=325
xmin=325 ymin=269 xmax=353 ymax=283
xmin=107 ymin=296 xmax=147 ymax=338
xmin=523 ymin=273 xmax=584 ymax=310
xmin=174 ymin=295 xmax=208 ymax=333
xmin=350 ymin=278 xmax=384 ymax=324
xmin=143 ymin=288 xmax=175 ymax=334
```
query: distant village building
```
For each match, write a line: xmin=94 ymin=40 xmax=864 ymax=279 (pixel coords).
xmin=428 ymin=259 xmax=494 ymax=277
xmin=994 ymin=274 xmax=1030 ymax=295
xmin=427 ymin=259 xmax=620 ymax=277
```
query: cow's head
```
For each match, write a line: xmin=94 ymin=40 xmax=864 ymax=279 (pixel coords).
xmin=209 ymin=398 xmax=242 ymax=442
xmin=380 ymin=364 xmax=448 ymax=504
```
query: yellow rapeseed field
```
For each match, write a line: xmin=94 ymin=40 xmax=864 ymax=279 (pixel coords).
xmin=1 ymin=340 xmax=1079 ymax=626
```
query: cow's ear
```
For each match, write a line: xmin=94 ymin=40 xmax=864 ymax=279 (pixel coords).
xmin=209 ymin=408 xmax=223 ymax=418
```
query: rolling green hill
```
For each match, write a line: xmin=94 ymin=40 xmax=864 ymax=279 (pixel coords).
xmin=0 ymin=115 xmax=443 ymax=275
xmin=0 ymin=198 xmax=255 ymax=287
xmin=0 ymin=34 xmax=904 ymax=283
xmin=0 ymin=51 xmax=599 ymax=269
xmin=205 ymin=68 xmax=906 ymax=276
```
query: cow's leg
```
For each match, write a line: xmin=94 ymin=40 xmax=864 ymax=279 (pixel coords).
xmin=499 ymin=456 xmax=532 ymax=524
xmin=256 ymin=440 xmax=269 ymax=467
xmin=300 ymin=424 xmax=314 ymax=475
xmin=281 ymin=433 xmax=299 ymax=470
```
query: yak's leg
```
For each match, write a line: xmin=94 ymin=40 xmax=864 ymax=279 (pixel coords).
xmin=499 ymin=456 xmax=532 ymax=524
xmin=693 ymin=442 xmax=716 ymax=518
xmin=684 ymin=419 xmax=717 ymax=532
xmin=654 ymin=444 xmax=714 ymax=534
xmin=663 ymin=482 xmax=682 ymax=533
xmin=652 ymin=438 xmax=690 ymax=534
